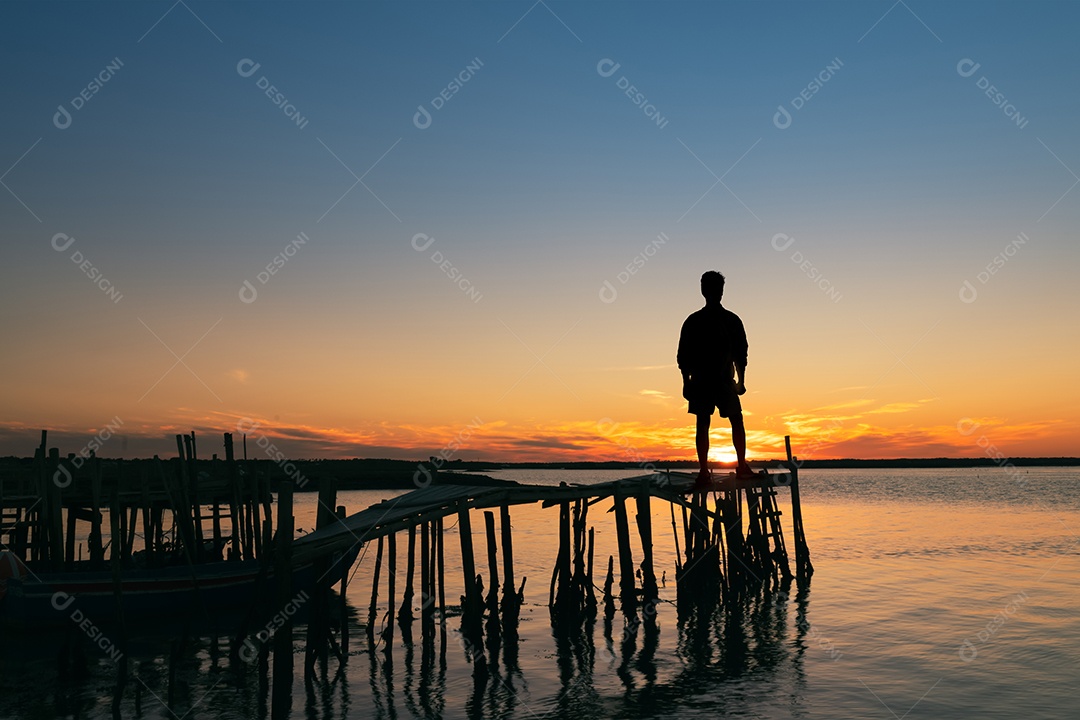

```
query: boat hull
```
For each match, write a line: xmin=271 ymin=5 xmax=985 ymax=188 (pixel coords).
xmin=1 ymin=560 xmax=317 ymax=630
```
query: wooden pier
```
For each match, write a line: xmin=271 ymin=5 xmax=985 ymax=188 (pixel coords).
xmin=1 ymin=430 xmax=813 ymax=719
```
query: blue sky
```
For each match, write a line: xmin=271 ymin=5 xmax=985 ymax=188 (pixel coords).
xmin=2 ymin=1 xmax=1079 ymax=459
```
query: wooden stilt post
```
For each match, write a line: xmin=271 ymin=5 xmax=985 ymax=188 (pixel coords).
xmin=399 ymin=525 xmax=416 ymax=625
xmin=425 ymin=524 xmax=434 ymax=634
xmin=47 ymin=448 xmax=64 ymax=569
xmin=224 ymin=434 xmax=241 ymax=561
xmin=613 ymin=494 xmax=636 ymax=611
xmin=186 ymin=433 xmax=204 ymax=551
xmin=669 ymin=502 xmax=683 ymax=576
xmin=139 ymin=464 xmax=152 ymax=566
xmin=499 ymin=505 xmax=518 ymax=634
xmin=271 ymin=482 xmax=293 ymax=720
xmin=336 ymin=505 xmax=350 ymax=658
xmin=551 ymin=499 xmax=571 ymax=615
xmin=421 ymin=521 xmax=434 ymax=645
xmin=65 ymin=499 xmax=77 ymax=569
xmin=456 ymin=503 xmax=482 ymax=658
xmin=383 ymin=531 xmax=396 ymax=646
xmin=585 ymin=525 xmax=597 ymax=618
xmin=250 ymin=463 xmax=263 ymax=561
xmin=302 ymin=482 xmax=336 ymax=677
xmin=367 ymin=535 xmax=383 ymax=642
xmin=88 ymin=459 xmax=103 ymax=565
xmin=436 ymin=517 xmax=447 ymax=629
xmin=721 ymin=488 xmax=745 ymax=596
xmin=786 ymin=436 xmax=814 ymax=583
xmin=635 ymin=494 xmax=658 ymax=605
xmin=602 ymin=555 xmax=616 ymax=619
xmin=483 ymin=511 xmax=500 ymax=634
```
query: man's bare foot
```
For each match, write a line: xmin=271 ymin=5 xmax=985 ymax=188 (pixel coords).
xmin=694 ymin=469 xmax=712 ymax=488
xmin=735 ymin=462 xmax=754 ymax=478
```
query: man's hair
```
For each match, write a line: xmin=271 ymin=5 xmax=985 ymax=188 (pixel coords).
xmin=700 ymin=270 xmax=725 ymax=300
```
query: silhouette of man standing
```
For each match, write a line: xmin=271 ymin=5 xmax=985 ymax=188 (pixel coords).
xmin=678 ymin=270 xmax=752 ymax=483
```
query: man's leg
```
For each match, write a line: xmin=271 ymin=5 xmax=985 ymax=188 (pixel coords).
xmin=730 ymin=412 xmax=749 ymax=471
xmin=696 ymin=412 xmax=711 ymax=474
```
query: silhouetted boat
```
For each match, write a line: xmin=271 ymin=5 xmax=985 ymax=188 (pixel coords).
xmin=0 ymin=544 xmax=355 ymax=630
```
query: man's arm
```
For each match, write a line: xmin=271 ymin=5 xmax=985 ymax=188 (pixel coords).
xmin=733 ymin=314 xmax=748 ymax=394
xmin=678 ymin=317 xmax=693 ymax=397
xmin=677 ymin=317 xmax=691 ymax=380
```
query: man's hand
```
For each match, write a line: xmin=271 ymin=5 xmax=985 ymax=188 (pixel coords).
xmin=735 ymin=381 xmax=747 ymax=396
xmin=682 ymin=379 xmax=692 ymax=400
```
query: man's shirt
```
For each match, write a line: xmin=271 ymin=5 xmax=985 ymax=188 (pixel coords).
xmin=677 ymin=304 xmax=748 ymax=381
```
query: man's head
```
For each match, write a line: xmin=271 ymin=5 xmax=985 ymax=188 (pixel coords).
xmin=700 ymin=271 xmax=725 ymax=302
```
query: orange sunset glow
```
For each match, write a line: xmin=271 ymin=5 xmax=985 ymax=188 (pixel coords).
xmin=3 ymin=2 xmax=1078 ymax=464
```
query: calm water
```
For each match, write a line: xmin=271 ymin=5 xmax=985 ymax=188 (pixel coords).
xmin=3 ymin=467 xmax=1078 ymax=719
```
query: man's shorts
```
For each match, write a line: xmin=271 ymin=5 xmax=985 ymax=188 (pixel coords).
xmin=686 ymin=377 xmax=742 ymax=418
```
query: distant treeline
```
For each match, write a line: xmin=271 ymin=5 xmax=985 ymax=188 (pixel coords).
xmin=2 ymin=455 xmax=1076 ymax=493
xmin=429 ymin=457 xmax=1080 ymax=470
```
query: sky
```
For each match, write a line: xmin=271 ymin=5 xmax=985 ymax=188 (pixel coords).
xmin=2 ymin=1 xmax=1079 ymax=463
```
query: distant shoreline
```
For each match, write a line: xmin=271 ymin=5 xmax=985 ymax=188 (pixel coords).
xmin=5 ymin=456 xmax=1078 ymax=470
xmin=3 ymin=455 xmax=1075 ymax=494
xmin=436 ymin=457 xmax=1080 ymax=470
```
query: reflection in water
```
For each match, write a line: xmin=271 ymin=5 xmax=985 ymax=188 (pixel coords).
xmin=10 ymin=471 xmax=1080 ymax=719
xmin=542 ymin=581 xmax=810 ymax=719
xmin=552 ymin=618 xmax=602 ymax=720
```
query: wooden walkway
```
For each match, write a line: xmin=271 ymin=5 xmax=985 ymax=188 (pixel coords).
xmin=290 ymin=456 xmax=814 ymax=676
xmin=293 ymin=469 xmax=802 ymax=564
